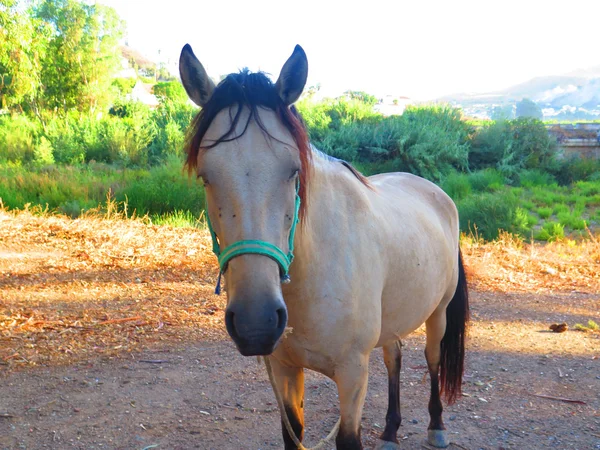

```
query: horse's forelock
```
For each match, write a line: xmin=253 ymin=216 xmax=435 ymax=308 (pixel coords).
xmin=184 ymin=69 xmax=312 ymax=219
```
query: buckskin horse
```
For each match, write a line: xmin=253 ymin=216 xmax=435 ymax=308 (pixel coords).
xmin=179 ymin=44 xmax=469 ymax=450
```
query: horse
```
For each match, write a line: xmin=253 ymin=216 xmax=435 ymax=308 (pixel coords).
xmin=179 ymin=44 xmax=469 ymax=450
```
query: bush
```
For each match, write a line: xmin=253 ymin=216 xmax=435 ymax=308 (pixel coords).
xmin=470 ymin=118 xmax=557 ymax=180
xmin=441 ymin=172 xmax=471 ymax=201
xmin=535 ymin=222 xmax=565 ymax=241
xmin=116 ymin=155 xmax=205 ymax=216
xmin=0 ymin=115 xmax=39 ymax=163
xmin=537 ymin=207 xmax=553 ymax=219
xmin=153 ymin=81 xmax=188 ymax=104
xmin=550 ymin=156 xmax=600 ymax=185
xmin=456 ymin=190 xmax=518 ymax=240
xmin=468 ymin=169 xmax=505 ymax=192
xmin=518 ymin=169 xmax=557 ymax=187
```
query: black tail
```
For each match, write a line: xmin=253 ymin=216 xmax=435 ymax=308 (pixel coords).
xmin=439 ymin=249 xmax=469 ymax=405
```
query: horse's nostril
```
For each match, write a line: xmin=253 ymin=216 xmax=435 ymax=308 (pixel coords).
xmin=275 ymin=307 xmax=287 ymax=331
xmin=225 ymin=310 xmax=237 ymax=339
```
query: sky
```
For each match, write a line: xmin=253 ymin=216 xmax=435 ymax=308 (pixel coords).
xmin=98 ymin=0 xmax=599 ymax=100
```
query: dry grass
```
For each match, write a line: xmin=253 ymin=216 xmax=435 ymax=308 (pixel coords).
xmin=0 ymin=208 xmax=226 ymax=367
xmin=461 ymin=230 xmax=600 ymax=294
xmin=1 ymin=210 xmax=599 ymax=368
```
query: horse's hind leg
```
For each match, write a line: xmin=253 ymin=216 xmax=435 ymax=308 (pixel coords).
xmin=424 ymin=309 xmax=450 ymax=448
xmin=375 ymin=340 xmax=402 ymax=449
xmin=269 ymin=358 xmax=305 ymax=450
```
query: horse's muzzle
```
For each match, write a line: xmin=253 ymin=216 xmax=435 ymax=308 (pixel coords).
xmin=225 ymin=301 xmax=288 ymax=356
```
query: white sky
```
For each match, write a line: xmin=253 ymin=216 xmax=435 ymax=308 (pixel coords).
xmin=99 ymin=0 xmax=599 ymax=100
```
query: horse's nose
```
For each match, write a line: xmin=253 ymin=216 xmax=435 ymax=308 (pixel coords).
xmin=225 ymin=300 xmax=287 ymax=356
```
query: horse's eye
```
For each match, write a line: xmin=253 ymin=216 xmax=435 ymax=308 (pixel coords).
xmin=198 ymin=174 xmax=209 ymax=186
xmin=289 ymin=168 xmax=300 ymax=181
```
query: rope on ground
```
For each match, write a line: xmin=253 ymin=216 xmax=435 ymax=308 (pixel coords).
xmin=263 ymin=356 xmax=341 ymax=450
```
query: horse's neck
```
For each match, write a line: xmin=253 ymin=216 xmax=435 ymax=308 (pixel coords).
xmin=291 ymin=150 xmax=369 ymax=277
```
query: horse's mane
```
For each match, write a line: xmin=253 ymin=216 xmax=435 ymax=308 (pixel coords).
xmin=184 ymin=69 xmax=369 ymax=218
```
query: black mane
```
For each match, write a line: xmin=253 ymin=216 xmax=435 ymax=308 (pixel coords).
xmin=185 ymin=69 xmax=303 ymax=154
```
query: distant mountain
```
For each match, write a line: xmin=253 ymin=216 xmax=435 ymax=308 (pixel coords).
xmin=439 ymin=65 xmax=600 ymax=118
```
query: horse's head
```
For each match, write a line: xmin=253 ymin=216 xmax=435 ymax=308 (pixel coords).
xmin=179 ymin=45 xmax=310 ymax=356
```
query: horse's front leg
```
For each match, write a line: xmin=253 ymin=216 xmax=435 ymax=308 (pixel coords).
xmin=334 ymin=354 xmax=370 ymax=450
xmin=269 ymin=357 xmax=305 ymax=450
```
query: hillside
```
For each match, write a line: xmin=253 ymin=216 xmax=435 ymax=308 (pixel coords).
xmin=440 ymin=65 xmax=600 ymax=119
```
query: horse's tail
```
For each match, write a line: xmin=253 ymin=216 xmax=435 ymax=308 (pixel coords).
xmin=440 ymin=249 xmax=469 ymax=405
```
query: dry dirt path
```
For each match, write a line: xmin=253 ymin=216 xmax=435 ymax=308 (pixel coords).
xmin=1 ymin=291 xmax=599 ymax=450
xmin=1 ymin=211 xmax=599 ymax=449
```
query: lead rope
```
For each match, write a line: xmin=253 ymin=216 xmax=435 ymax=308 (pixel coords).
xmin=262 ymin=356 xmax=341 ymax=450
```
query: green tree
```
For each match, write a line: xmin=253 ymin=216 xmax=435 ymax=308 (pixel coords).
xmin=344 ymin=90 xmax=378 ymax=106
xmin=0 ymin=0 xmax=47 ymax=114
xmin=34 ymin=0 xmax=125 ymax=115
xmin=153 ymin=81 xmax=188 ymax=104
xmin=491 ymin=104 xmax=514 ymax=120
xmin=516 ymin=98 xmax=542 ymax=119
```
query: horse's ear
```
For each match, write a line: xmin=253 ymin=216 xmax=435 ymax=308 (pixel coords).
xmin=179 ymin=44 xmax=216 ymax=107
xmin=275 ymin=45 xmax=308 ymax=105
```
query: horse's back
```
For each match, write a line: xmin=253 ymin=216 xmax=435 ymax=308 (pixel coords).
xmin=368 ymin=172 xmax=458 ymax=234
xmin=366 ymin=172 xmax=460 ymax=345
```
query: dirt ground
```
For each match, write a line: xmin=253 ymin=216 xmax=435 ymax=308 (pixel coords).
xmin=1 ymin=211 xmax=599 ymax=450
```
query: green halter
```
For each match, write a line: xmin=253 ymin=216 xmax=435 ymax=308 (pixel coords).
xmin=206 ymin=182 xmax=301 ymax=293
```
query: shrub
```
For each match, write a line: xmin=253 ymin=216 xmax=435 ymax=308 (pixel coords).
xmin=468 ymin=169 xmax=505 ymax=192
xmin=441 ymin=172 xmax=471 ymax=201
xmin=34 ymin=136 xmax=55 ymax=166
xmin=537 ymin=207 xmax=553 ymax=219
xmin=153 ymin=81 xmax=188 ymax=104
xmin=518 ymin=169 xmax=557 ymax=187
xmin=456 ymin=190 xmax=518 ymax=240
xmin=0 ymin=115 xmax=39 ymax=163
xmin=535 ymin=222 xmax=565 ymax=241
xmin=551 ymin=157 xmax=600 ymax=185
xmin=470 ymin=118 xmax=557 ymax=179
xmin=116 ymin=155 xmax=205 ymax=216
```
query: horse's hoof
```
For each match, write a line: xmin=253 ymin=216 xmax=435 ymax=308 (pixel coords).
xmin=373 ymin=439 xmax=401 ymax=450
xmin=427 ymin=429 xmax=449 ymax=448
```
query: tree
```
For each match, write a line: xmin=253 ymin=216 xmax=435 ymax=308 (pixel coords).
xmin=491 ymin=104 xmax=514 ymax=120
xmin=0 ymin=0 xmax=47 ymax=112
xmin=343 ymin=90 xmax=378 ymax=106
xmin=34 ymin=0 xmax=125 ymax=115
xmin=516 ymin=98 xmax=542 ymax=120
xmin=153 ymin=81 xmax=188 ymax=104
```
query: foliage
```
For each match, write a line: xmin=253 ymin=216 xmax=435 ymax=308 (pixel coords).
xmin=534 ymin=221 xmax=565 ymax=241
xmin=153 ymin=81 xmax=188 ymax=104
xmin=469 ymin=118 xmax=557 ymax=179
xmin=0 ymin=0 xmax=47 ymax=110
xmin=33 ymin=0 xmax=125 ymax=114
xmin=456 ymin=190 xmax=518 ymax=240
xmin=468 ymin=169 xmax=505 ymax=192
xmin=115 ymin=155 xmax=205 ymax=217
xmin=441 ymin=172 xmax=471 ymax=201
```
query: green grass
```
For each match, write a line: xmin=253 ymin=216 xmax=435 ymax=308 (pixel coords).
xmin=0 ymin=156 xmax=204 ymax=218
xmin=150 ymin=210 xmax=204 ymax=228
xmin=441 ymin=172 xmax=472 ymax=201
xmin=535 ymin=221 xmax=565 ymax=241
xmin=2 ymin=161 xmax=599 ymax=240
xmin=537 ymin=207 xmax=553 ymax=219
xmin=574 ymin=320 xmax=599 ymax=332
xmin=468 ymin=169 xmax=505 ymax=192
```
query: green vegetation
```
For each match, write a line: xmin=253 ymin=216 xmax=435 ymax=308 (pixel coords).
xmin=574 ymin=320 xmax=600 ymax=332
xmin=1 ymin=1 xmax=600 ymax=238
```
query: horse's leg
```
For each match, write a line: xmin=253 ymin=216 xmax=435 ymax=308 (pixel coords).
xmin=424 ymin=309 xmax=450 ymax=448
xmin=375 ymin=340 xmax=402 ymax=449
xmin=269 ymin=358 xmax=305 ymax=450
xmin=334 ymin=355 xmax=369 ymax=450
